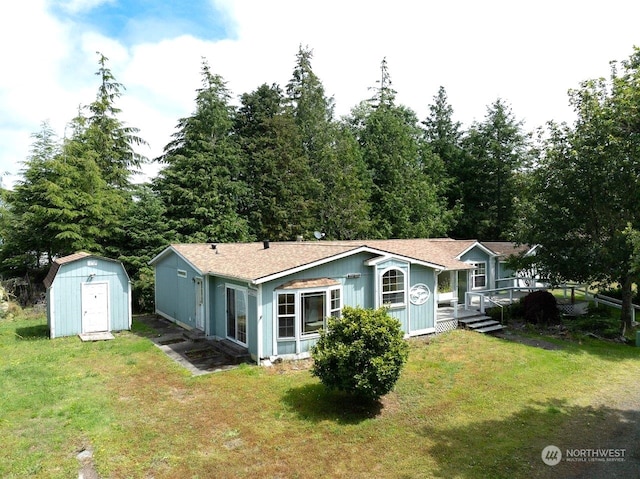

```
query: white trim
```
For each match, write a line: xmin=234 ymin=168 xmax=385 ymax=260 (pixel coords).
xmin=255 ymin=246 xmax=371 ymax=284
xmin=149 ymin=246 xmax=204 ymax=275
xmin=256 ymin=285 xmax=263 ymax=365
xmin=379 ymin=266 xmax=408 ymax=309
xmin=49 ymin=286 xmax=56 ymax=338
xmin=194 ymin=277 xmax=205 ymax=330
xmin=409 ymin=327 xmax=436 ymax=336
xmin=364 ymin=252 xmax=445 ymax=270
xmin=225 ymin=283 xmax=249 ymax=347
xmin=273 ymin=284 xmax=343 ymax=355
xmin=127 ymin=281 xmax=132 ymax=330
xmin=469 ymin=261 xmax=487 ymax=290
xmin=255 ymin=246 xmax=445 ymax=285
xmin=456 ymin=241 xmax=497 ymax=260
xmin=204 ymin=277 xmax=210 ymax=337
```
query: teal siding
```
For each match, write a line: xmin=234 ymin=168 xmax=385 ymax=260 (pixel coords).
xmin=47 ymin=257 xmax=130 ymax=338
xmin=460 ymin=247 xmax=495 ymax=290
xmin=408 ymin=266 xmax=436 ymax=333
xmin=260 ymin=251 xmax=379 ymax=357
xmin=154 ymin=252 xmax=200 ymax=329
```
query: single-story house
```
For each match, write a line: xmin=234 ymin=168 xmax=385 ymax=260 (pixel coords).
xmin=44 ymin=252 xmax=132 ymax=339
xmin=150 ymin=238 xmax=528 ymax=363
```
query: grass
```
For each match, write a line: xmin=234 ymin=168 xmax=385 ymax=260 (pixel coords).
xmin=1 ymin=311 xmax=639 ymax=478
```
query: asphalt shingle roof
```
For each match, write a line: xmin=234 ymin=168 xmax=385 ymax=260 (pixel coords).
xmin=160 ymin=238 xmax=478 ymax=284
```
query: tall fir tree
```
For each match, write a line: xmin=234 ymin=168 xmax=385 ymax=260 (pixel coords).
xmin=236 ymin=83 xmax=317 ymax=240
xmin=457 ymin=99 xmax=528 ymax=240
xmin=83 ymin=53 xmax=147 ymax=189
xmin=350 ymin=59 xmax=453 ymax=238
xmin=422 ymin=86 xmax=464 ymax=216
xmin=285 ymin=46 xmax=371 ymax=239
xmin=154 ymin=59 xmax=251 ymax=243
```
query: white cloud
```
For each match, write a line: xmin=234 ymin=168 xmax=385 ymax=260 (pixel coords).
xmin=2 ymin=0 xmax=640 ymax=186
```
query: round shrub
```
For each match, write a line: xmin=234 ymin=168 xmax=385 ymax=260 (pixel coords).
xmin=311 ymin=306 xmax=409 ymax=401
xmin=522 ymin=290 xmax=560 ymax=325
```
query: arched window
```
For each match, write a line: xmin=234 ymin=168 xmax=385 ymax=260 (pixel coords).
xmin=381 ymin=269 xmax=405 ymax=306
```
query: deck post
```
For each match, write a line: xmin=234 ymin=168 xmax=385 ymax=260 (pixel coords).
xmin=450 ymin=299 xmax=458 ymax=319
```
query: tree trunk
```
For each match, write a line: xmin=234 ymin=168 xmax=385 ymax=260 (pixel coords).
xmin=619 ymin=274 xmax=634 ymax=336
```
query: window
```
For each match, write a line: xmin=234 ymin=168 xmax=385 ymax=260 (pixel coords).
xmin=302 ymin=292 xmax=325 ymax=335
xmin=381 ymin=269 xmax=405 ymax=306
xmin=278 ymin=293 xmax=295 ymax=338
xmin=177 ymin=269 xmax=187 ymax=278
xmin=276 ymin=286 xmax=341 ymax=339
xmin=330 ymin=289 xmax=341 ymax=317
xmin=471 ymin=262 xmax=486 ymax=289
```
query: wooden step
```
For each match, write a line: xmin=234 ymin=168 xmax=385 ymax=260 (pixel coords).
xmin=458 ymin=315 xmax=492 ymax=325
xmin=475 ymin=324 xmax=505 ymax=333
xmin=467 ymin=320 xmax=501 ymax=330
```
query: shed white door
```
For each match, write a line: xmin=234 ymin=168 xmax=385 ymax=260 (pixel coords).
xmin=82 ymin=282 xmax=109 ymax=333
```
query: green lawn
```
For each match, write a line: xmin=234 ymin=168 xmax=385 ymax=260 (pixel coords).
xmin=1 ymin=311 xmax=639 ymax=478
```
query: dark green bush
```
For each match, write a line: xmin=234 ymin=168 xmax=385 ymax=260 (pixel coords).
xmin=311 ymin=307 xmax=409 ymax=401
xmin=522 ymin=290 xmax=560 ymax=325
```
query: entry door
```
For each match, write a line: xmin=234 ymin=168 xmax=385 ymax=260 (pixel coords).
xmin=82 ymin=282 xmax=109 ymax=333
xmin=226 ymin=287 xmax=247 ymax=346
xmin=457 ymin=270 xmax=468 ymax=306
xmin=194 ymin=278 xmax=205 ymax=330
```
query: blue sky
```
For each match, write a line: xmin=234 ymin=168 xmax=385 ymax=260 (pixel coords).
xmin=2 ymin=0 xmax=640 ymax=186
xmin=49 ymin=0 xmax=234 ymax=44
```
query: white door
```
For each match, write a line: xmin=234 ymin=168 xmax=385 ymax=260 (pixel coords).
xmin=82 ymin=282 xmax=109 ymax=333
xmin=195 ymin=278 xmax=205 ymax=330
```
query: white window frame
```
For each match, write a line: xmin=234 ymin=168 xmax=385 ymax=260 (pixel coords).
xmin=380 ymin=267 xmax=406 ymax=308
xmin=471 ymin=262 xmax=487 ymax=290
xmin=177 ymin=269 xmax=187 ymax=278
xmin=226 ymin=284 xmax=248 ymax=346
xmin=276 ymin=285 xmax=342 ymax=340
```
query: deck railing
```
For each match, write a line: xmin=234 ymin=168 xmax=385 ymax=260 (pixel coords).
xmin=464 ymin=279 xmax=592 ymax=313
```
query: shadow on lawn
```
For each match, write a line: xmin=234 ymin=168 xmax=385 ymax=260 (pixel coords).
xmin=419 ymin=398 xmax=640 ymax=479
xmin=282 ymin=383 xmax=382 ymax=424
xmin=15 ymin=323 xmax=49 ymax=340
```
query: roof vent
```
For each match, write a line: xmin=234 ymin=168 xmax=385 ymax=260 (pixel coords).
xmin=263 ymin=240 xmax=270 ymax=249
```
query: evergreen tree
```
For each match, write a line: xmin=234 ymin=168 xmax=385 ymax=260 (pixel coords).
xmin=116 ymin=184 xmax=174 ymax=312
xmin=350 ymin=59 xmax=453 ymax=238
xmin=235 ymin=83 xmax=317 ymax=240
xmin=457 ymin=99 xmax=528 ymax=240
xmin=0 ymin=118 xmax=125 ymax=278
xmin=285 ymin=46 xmax=371 ymax=239
xmin=83 ymin=53 xmax=147 ymax=189
xmin=154 ymin=59 xmax=251 ymax=243
xmin=422 ymin=86 xmax=464 ymax=216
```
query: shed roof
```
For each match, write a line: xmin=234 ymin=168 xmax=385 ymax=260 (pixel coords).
xmin=43 ymin=252 xmax=128 ymax=289
xmin=151 ymin=238 xmax=476 ymax=285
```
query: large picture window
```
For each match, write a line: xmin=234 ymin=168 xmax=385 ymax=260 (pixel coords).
xmin=381 ymin=268 xmax=405 ymax=306
xmin=276 ymin=285 xmax=341 ymax=340
xmin=471 ymin=262 xmax=487 ymax=289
